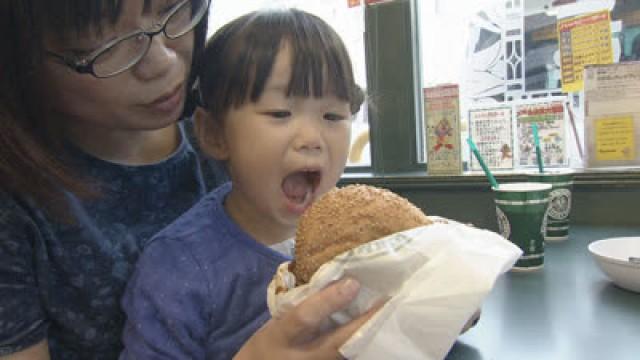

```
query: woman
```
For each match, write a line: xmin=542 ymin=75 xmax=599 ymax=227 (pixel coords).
xmin=0 ymin=1 xmax=368 ymax=359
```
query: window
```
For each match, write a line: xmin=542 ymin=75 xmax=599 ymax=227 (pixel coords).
xmin=207 ymin=1 xmax=370 ymax=167
xmin=416 ymin=0 xmax=640 ymax=173
xmin=208 ymin=0 xmax=640 ymax=177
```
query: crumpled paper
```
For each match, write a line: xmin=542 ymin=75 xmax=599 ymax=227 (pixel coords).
xmin=267 ymin=216 xmax=522 ymax=360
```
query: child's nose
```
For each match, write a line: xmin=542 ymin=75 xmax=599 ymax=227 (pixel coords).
xmin=293 ymin=120 xmax=323 ymax=153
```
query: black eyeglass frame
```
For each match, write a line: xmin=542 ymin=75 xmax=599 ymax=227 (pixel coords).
xmin=46 ymin=0 xmax=210 ymax=78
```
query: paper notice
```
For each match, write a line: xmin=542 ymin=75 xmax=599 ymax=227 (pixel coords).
xmin=424 ymin=84 xmax=463 ymax=175
xmin=595 ymin=116 xmax=635 ymax=161
xmin=469 ymin=107 xmax=514 ymax=170
xmin=558 ymin=10 xmax=613 ymax=93
xmin=516 ymin=101 xmax=567 ymax=167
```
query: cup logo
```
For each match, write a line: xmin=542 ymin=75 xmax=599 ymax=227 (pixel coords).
xmin=548 ymin=189 xmax=571 ymax=220
xmin=542 ymin=204 xmax=551 ymax=235
xmin=496 ymin=206 xmax=511 ymax=240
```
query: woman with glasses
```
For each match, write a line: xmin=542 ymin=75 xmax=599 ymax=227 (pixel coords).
xmin=0 ymin=1 xmax=368 ymax=359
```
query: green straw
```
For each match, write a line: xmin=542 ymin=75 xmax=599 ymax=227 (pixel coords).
xmin=467 ymin=137 xmax=499 ymax=189
xmin=532 ymin=124 xmax=544 ymax=173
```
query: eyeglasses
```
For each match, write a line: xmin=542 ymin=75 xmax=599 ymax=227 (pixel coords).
xmin=46 ymin=0 xmax=209 ymax=78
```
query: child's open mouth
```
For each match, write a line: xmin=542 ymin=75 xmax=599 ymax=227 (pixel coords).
xmin=281 ymin=170 xmax=321 ymax=214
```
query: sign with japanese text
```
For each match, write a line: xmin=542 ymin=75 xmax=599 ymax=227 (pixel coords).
xmin=469 ymin=107 xmax=514 ymax=170
xmin=584 ymin=62 xmax=640 ymax=167
xmin=558 ymin=10 xmax=613 ymax=93
xmin=516 ymin=101 xmax=567 ymax=167
xmin=424 ymin=84 xmax=462 ymax=175
xmin=595 ymin=116 xmax=635 ymax=161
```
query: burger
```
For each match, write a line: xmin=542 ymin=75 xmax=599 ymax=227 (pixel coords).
xmin=281 ymin=184 xmax=480 ymax=334
xmin=290 ymin=184 xmax=432 ymax=285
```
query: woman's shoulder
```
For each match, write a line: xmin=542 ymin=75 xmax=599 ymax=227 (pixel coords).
xmin=0 ymin=190 xmax=36 ymax=224
xmin=0 ymin=190 xmax=43 ymax=261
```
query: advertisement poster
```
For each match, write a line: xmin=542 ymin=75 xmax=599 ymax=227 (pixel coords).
xmin=558 ymin=10 xmax=613 ymax=93
xmin=469 ymin=107 xmax=514 ymax=170
xmin=584 ymin=62 xmax=640 ymax=167
xmin=516 ymin=101 xmax=567 ymax=167
xmin=424 ymin=84 xmax=462 ymax=175
xmin=594 ymin=116 xmax=635 ymax=161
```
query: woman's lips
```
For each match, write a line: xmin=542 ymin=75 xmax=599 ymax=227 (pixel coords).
xmin=147 ymin=84 xmax=184 ymax=112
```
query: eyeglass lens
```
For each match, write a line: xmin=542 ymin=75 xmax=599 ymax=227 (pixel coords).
xmin=93 ymin=0 xmax=207 ymax=77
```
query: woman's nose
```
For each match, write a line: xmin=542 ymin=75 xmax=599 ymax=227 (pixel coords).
xmin=132 ymin=35 xmax=176 ymax=80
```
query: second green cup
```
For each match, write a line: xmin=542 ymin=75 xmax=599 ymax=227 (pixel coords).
xmin=493 ymin=182 xmax=552 ymax=271
xmin=527 ymin=171 xmax=574 ymax=241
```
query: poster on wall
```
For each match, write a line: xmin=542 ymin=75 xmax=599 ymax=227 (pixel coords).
xmin=516 ymin=101 xmax=567 ymax=168
xmin=424 ymin=84 xmax=462 ymax=176
xmin=468 ymin=107 xmax=514 ymax=170
xmin=557 ymin=10 xmax=613 ymax=93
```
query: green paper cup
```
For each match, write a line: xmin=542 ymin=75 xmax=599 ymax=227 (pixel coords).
xmin=527 ymin=172 xmax=574 ymax=242
xmin=494 ymin=182 xmax=552 ymax=271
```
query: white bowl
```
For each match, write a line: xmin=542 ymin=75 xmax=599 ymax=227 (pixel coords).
xmin=588 ymin=237 xmax=640 ymax=293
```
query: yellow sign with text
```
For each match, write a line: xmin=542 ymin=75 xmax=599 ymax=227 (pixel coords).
xmin=558 ymin=10 xmax=613 ymax=93
xmin=595 ymin=116 xmax=635 ymax=161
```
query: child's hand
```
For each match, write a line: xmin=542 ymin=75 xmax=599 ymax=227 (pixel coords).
xmin=234 ymin=278 xmax=374 ymax=360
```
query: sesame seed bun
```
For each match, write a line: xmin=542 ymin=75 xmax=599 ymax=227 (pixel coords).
xmin=291 ymin=184 xmax=431 ymax=284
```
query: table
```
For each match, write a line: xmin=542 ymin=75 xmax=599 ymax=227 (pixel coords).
xmin=446 ymin=225 xmax=640 ymax=360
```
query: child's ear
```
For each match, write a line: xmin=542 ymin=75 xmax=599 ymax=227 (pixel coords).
xmin=194 ymin=107 xmax=230 ymax=161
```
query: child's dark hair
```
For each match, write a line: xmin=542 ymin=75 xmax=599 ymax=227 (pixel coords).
xmin=198 ymin=8 xmax=365 ymax=120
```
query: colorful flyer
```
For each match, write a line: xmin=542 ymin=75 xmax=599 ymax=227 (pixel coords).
xmin=424 ymin=84 xmax=462 ymax=175
xmin=595 ymin=116 xmax=635 ymax=161
xmin=516 ymin=101 xmax=567 ymax=167
xmin=468 ymin=108 xmax=514 ymax=170
xmin=557 ymin=10 xmax=613 ymax=93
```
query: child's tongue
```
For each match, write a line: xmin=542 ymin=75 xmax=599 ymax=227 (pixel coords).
xmin=282 ymin=172 xmax=313 ymax=206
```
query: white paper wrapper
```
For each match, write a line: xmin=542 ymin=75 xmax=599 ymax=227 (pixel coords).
xmin=267 ymin=216 xmax=522 ymax=360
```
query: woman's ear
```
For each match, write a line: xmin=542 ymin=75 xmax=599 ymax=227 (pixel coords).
xmin=194 ymin=107 xmax=230 ymax=161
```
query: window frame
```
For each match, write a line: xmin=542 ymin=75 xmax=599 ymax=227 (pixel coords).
xmin=354 ymin=0 xmax=640 ymax=189
xmin=357 ymin=0 xmax=424 ymax=175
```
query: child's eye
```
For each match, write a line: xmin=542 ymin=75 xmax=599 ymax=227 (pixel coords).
xmin=264 ymin=110 xmax=292 ymax=119
xmin=324 ymin=113 xmax=347 ymax=122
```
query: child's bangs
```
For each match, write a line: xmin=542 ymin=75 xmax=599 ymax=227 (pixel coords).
xmin=285 ymin=33 xmax=352 ymax=102
xmin=200 ymin=9 xmax=361 ymax=116
xmin=243 ymin=10 xmax=355 ymax=104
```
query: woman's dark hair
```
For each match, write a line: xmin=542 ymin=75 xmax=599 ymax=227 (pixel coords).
xmin=198 ymin=8 xmax=364 ymax=122
xmin=0 ymin=0 xmax=207 ymax=211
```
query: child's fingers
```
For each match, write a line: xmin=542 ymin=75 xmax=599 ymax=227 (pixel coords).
xmin=316 ymin=299 xmax=384 ymax=356
xmin=279 ymin=278 xmax=361 ymax=343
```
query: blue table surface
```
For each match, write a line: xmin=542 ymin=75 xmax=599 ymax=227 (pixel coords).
xmin=445 ymin=225 xmax=640 ymax=360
